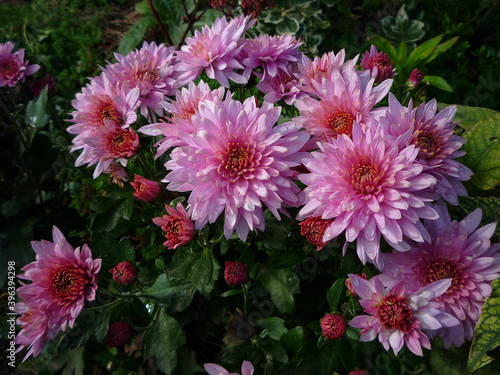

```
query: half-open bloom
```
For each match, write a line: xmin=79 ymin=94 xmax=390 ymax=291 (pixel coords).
xmin=0 ymin=41 xmax=39 ymax=87
xmin=348 ymin=274 xmax=459 ymax=356
xmin=153 ymin=203 xmax=195 ymax=249
xmin=360 ymin=45 xmax=395 ymax=84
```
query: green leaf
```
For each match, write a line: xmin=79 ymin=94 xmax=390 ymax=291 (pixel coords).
xmin=279 ymin=326 xmax=304 ymax=354
xmin=259 ymin=267 xmax=300 ymax=314
xmin=326 ymin=278 xmax=345 ymax=312
xmin=221 ymin=289 xmax=244 ymax=297
xmin=90 ymin=234 xmax=135 ymax=273
xmin=395 ymin=5 xmax=409 ymax=31
xmin=257 ymin=317 xmax=288 ymax=340
xmin=439 ymin=104 xmax=498 ymax=131
xmin=257 ymin=211 xmax=294 ymax=252
xmin=143 ymin=310 xmax=186 ymax=375
xmin=405 ymin=35 xmax=443 ymax=70
xmin=90 ymin=187 xmax=135 ymax=234
xmin=396 ymin=41 xmax=407 ymax=62
xmin=276 ymin=17 xmax=300 ymax=35
xmin=118 ymin=15 xmax=155 ymax=55
xmin=265 ymin=8 xmax=284 ymax=24
xmin=263 ymin=341 xmax=289 ymax=364
xmin=143 ymin=274 xmax=193 ymax=308
xmin=458 ymin=196 xmax=500 ymax=239
xmin=423 ymin=75 xmax=454 ymax=92
xmin=404 ymin=20 xmax=425 ymax=42
xmin=462 ymin=113 xmax=500 ymax=189
xmin=367 ymin=35 xmax=398 ymax=63
xmin=25 ymin=87 xmax=49 ymax=129
xmin=468 ymin=279 xmax=500 ymax=371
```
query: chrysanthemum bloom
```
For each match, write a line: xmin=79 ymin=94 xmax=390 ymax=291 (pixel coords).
xmin=110 ymin=261 xmax=136 ymax=285
xmin=360 ymin=45 xmax=395 ymax=84
xmin=16 ymin=226 xmax=101 ymax=359
xmin=299 ymin=217 xmax=333 ymax=250
xmin=321 ymin=313 xmax=346 ymax=339
xmin=106 ymin=321 xmax=131 ymax=347
xmin=79 ymin=122 xmax=140 ymax=178
xmin=176 ymin=15 xmax=256 ymax=88
xmin=15 ymin=303 xmax=62 ymax=361
xmin=102 ymin=41 xmax=185 ymax=119
xmin=153 ymin=203 xmax=195 ymax=249
xmin=204 ymin=360 xmax=254 ymax=375
xmin=379 ymin=94 xmax=472 ymax=205
xmin=256 ymin=64 xmax=306 ymax=105
xmin=139 ymin=80 xmax=225 ymax=158
xmin=0 ymin=41 xmax=39 ymax=88
xmin=406 ymin=69 xmax=424 ymax=90
xmin=103 ymin=162 xmax=129 ymax=187
xmin=345 ymin=273 xmax=367 ymax=297
xmin=381 ymin=201 xmax=500 ymax=348
xmin=294 ymin=64 xmax=392 ymax=141
xmin=225 ymin=261 xmax=249 ymax=285
xmin=130 ymin=174 xmax=161 ymax=202
xmin=239 ymin=34 xmax=303 ymax=81
xmin=295 ymin=50 xmax=352 ymax=96
xmin=241 ymin=0 xmax=275 ymax=18
xmin=348 ymin=274 xmax=459 ymax=356
xmin=297 ymin=122 xmax=438 ymax=269
xmin=164 ymin=95 xmax=309 ymax=240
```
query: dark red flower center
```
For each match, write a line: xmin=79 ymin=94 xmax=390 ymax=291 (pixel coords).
xmin=136 ymin=68 xmax=160 ymax=85
xmin=328 ymin=110 xmax=354 ymax=138
xmin=414 ymin=130 xmax=442 ymax=159
xmin=0 ymin=58 xmax=19 ymax=80
xmin=50 ymin=267 xmax=91 ymax=301
xmin=105 ymin=129 xmax=139 ymax=158
xmin=377 ymin=295 xmax=413 ymax=333
xmin=347 ymin=157 xmax=384 ymax=195
xmin=219 ymin=141 xmax=259 ymax=181
xmin=165 ymin=217 xmax=184 ymax=240
xmin=419 ymin=257 xmax=463 ymax=298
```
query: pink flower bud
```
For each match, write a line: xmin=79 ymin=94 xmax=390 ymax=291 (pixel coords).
xmin=106 ymin=321 xmax=131 ymax=347
xmin=131 ymin=174 xmax=161 ymax=202
xmin=224 ymin=261 xmax=248 ymax=285
xmin=153 ymin=203 xmax=195 ymax=249
xmin=407 ymin=68 xmax=425 ymax=90
xmin=321 ymin=313 xmax=346 ymax=340
xmin=299 ymin=217 xmax=333 ymax=250
xmin=29 ymin=73 xmax=56 ymax=97
xmin=349 ymin=370 xmax=370 ymax=375
xmin=360 ymin=45 xmax=395 ymax=84
xmin=110 ymin=261 xmax=136 ymax=285
xmin=345 ymin=273 xmax=367 ymax=297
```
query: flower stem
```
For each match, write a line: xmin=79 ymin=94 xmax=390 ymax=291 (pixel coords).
xmin=242 ymin=283 xmax=249 ymax=315
xmin=147 ymin=0 xmax=173 ymax=46
xmin=84 ymin=298 xmax=123 ymax=311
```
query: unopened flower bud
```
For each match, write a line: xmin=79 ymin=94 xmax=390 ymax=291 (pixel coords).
xmin=349 ymin=370 xmax=370 ymax=375
xmin=106 ymin=321 xmax=131 ymax=347
xmin=345 ymin=273 xmax=367 ymax=297
xmin=321 ymin=313 xmax=346 ymax=340
xmin=224 ymin=261 xmax=248 ymax=286
xmin=406 ymin=69 xmax=425 ymax=90
xmin=131 ymin=174 xmax=161 ymax=202
xmin=110 ymin=261 xmax=136 ymax=285
xmin=299 ymin=217 xmax=333 ymax=250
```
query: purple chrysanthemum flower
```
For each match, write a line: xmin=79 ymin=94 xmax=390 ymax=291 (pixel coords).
xmin=348 ymin=274 xmax=459 ymax=356
xmin=256 ymin=63 xmax=306 ymax=105
xmin=379 ymin=94 xmax=472 ymax=205
xmin=164 ymin=95 xmax=309 ymax=241
xmin=239 ymin=34 xmax=303 ymax=81
xmin=297 ymin=122 xmax=438 ymax=269
xmin=139 ymin=80 xmax=225 ymax=158
xmin=16 ymin=226 xmax=101 ymax=360
xmin=294 ymin=63 xmax=392 ymax=142
xmin=381 ymin=201 xmax=500 ymax=348
xmin=176 ymin=15 xmax=256 ymax=88
xmin=102 ymin=41 xmax=185 ymax=119
xmin=0 ymin=41 xmax=39 ymax=88
xmin=204 ymin=360 xmax=254 ymax=375
xmin=360 ymin=45 xmax=395 ymax=84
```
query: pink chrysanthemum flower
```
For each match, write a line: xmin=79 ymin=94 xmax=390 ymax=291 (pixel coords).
xmin=139 ymin=80 xmax=225 ymax=158
xmin=295 ymin=50 xmax=352 ymax=96
xmin=294 ymin=63 xmax=392 ymax=141
xmin=176 ymin=15 xmax=256 ymax=88
xmin=102 ymin=41 xmax=185 ymax=119
xmin=299 ymin=217 xmax=333 ymax=250
xmin=131 ymin=174 xmax=161 ymax=202
xmin=153 ymin=203 xmax=195 ymax=249
xmin=0 ymin=41 xmax=39 ymax=88
xmin=103 ymin=161 xmax=129 ymax=187
xmin=297 ymin=122 xmax=438 ymax=269
xmin=164 ymin=95 xmax=309 ymax=241
xmin=379 ymin=94 xmax=472 ymax=205
xmin=360 ymin=45 xmax=395 ymax=84
xmin=204 ymin=360 xmax=254 ymax=375
xmin=16 ymin=226 xmax=101 ymax=360
xmin=78 ymin=122 xmax=140 ymax=178
xmin=381 ymin=201 xmax=500 ymax=348
xmin=239 ymin=34 xmax=303 ymax=81
xmin=256 ymin=64 xmax=306 ymax=105
xmin=348 ymin=274 xmax=459 ymax=356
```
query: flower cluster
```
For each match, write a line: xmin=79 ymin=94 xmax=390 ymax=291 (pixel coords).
xmin=15 ymin=227 xmax=101 ymax=360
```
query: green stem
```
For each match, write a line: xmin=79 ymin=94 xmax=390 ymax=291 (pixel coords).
xmin=242 ymin=283 xmax=249 ymax=315
xmin=134 ymin=305 xmax=162 ymax=331
xmin=83 ymin=298 xmax=123 ymax=311
xmin=98 ymin=287 xmax=141 ymax=299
